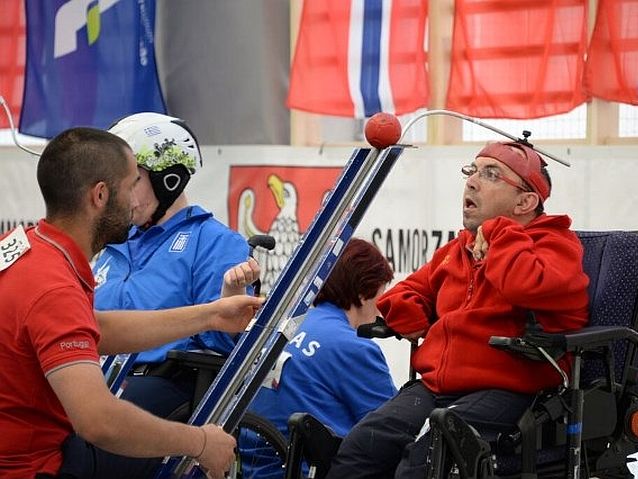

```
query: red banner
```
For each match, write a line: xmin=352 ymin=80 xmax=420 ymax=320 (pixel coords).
xmin=0 ymin=0 xmax=25 ymax=129
xmin=227 ymin=165 xmax=343 ymax=293
xmin=446 ymin=0 xmax=589 ymax=118
xmin=585 ymin=0 xmax=638 ymax=105
xmin=228 ymin=165 xmax=342 ymax=235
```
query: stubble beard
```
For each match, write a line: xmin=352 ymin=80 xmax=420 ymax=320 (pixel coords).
xmin=462 ymin=213 xmax=479 ymax=235
xmin=92 ymin=194 xmax=131 ymax=254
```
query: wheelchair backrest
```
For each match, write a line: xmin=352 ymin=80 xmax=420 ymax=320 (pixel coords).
xmin=576 ymin=230 xmax=638 ymax=385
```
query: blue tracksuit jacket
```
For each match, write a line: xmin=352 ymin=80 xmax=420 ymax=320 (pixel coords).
xmin=93 ymin=205 xmax=250 ymax=363
xmin=243 ymin=302 xmax=398 ymax=478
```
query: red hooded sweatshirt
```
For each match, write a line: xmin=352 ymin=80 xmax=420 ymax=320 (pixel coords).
xmin=377 ymin=214 xmax=589 ymax=395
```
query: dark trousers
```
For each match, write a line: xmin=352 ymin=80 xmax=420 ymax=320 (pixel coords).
xmin=52 ymin=371 xmax=197 ymax=478
xmin=51 ymin=434 xmax=161 ymax=479
xmin=119 ymin=372 xmax=196 ymax=421
xmin=326 ymin=381 xmax=534 ymax=479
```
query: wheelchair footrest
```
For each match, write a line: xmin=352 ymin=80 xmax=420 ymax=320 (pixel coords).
xmin=428 ymin=408 xmax=494 ymax=479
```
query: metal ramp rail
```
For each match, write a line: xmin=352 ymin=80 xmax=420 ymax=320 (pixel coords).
xmin=154 ymin=144 xmax=404 ymax=478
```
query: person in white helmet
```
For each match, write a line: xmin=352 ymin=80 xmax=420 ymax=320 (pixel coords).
xmin=0 ymin=127 xmax=263 ymax=479
xmin=93 ymin=112 xmax=258 ymax=421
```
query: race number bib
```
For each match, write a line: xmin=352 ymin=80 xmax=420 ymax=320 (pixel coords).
xmin=0 ymin=225 xmax=31 ymax=271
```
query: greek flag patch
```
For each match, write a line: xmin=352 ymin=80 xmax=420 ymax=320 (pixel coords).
xmin=169 ymin=232 xmax=190 ymax=252
xmin=144 ymin=125 xmax=161 ymax=136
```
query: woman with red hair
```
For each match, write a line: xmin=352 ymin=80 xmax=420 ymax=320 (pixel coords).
xmin=245 ymin=238 xmax=398 ymax=478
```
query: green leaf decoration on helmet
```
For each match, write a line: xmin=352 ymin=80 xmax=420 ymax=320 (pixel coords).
xmin=135 ymin=139 xmax=197 ymax=173
xmin=108 ymin=112 xmax=202 ymax=174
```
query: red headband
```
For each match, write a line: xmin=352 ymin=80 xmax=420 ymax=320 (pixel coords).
xmin=476 ymin=142 xmax=550 ymax=201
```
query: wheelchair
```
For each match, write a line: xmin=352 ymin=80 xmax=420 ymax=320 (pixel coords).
xmin=163 ymin=349 xmax=289 ymax=477
xmin=284 ymin=230 xmax=638 ymax=479
xmin=100 ymin=234 xmax=287 ymax=477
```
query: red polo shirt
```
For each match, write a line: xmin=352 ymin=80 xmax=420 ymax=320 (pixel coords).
xmin=0 ymin=220 xmax=101 ymax=478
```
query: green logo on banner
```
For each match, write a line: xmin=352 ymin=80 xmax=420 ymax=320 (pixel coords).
xmin=86 ymin=3 xmax=101 ymax=46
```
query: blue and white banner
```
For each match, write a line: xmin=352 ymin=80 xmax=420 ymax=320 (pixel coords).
xmin=20 ymin=0 xmax=165 ymax=138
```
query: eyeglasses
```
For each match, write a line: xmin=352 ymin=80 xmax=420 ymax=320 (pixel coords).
xmin=461 ymin=164 xmax=531 ymax=192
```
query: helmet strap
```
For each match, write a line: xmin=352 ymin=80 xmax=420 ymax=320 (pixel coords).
xmin=146 ymin=164 xmax=191 ymax=227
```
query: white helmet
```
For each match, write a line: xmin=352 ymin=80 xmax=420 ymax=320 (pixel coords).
xmin=108 ymin=112 xmax=203 ymax=227
xmin=108 ymin=112 xmax=202 ymax=174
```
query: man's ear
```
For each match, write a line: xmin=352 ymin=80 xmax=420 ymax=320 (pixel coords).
xmin=90 ymin=182 xmax=109 ymax=209
xmin=513 ymin=192 xmax=539 ymax=216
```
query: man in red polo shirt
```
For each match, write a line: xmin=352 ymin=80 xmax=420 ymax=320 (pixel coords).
xmin=0 ymin=127 xmax=263 ymax=479
xmin=326 ymin=141 xmax=590 ymax=479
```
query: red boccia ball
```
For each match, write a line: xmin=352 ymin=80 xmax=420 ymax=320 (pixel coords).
xmin=364 ymin=112 xmax=402 ymax=150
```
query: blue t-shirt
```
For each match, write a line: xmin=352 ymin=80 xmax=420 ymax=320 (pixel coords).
xmin=244 ymin=302 xmax=397 ymax=477
xmin=93 ymin=205 xmax=250 ymax=363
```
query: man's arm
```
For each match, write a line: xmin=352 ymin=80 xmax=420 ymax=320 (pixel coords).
xmin=48 ymin=362 xmax=235 ymax=475
xmin=377 ymin=241 xmax=454 ymax=337
xmin=481 ymin=217 xmax=589 ymax=305
xmin=96 ymin=294 xmax=263 ymax=355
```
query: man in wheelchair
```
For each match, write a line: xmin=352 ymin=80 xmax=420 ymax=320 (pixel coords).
xmin=324 ymin=140 xmax=591 ymax=478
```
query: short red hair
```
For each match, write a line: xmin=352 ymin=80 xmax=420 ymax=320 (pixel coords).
xmin=314 ymin=238 xmax=393 ymax=309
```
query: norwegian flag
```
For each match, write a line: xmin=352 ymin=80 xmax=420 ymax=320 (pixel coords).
xmin=287 ymin=0 xmax=429 ymax=118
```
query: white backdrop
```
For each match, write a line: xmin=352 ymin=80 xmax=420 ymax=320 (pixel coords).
xmin=2 ymin=143 xmax=638 ymax=386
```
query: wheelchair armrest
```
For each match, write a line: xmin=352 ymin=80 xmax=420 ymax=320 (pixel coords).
xmin=357 ymin=316 xmax=401 ymax=339
xmin=166 ymin=350 xmax=228 ymax=409
xmin=286 ymin=413 xmax=342 ymax=479
xmin=490 ymin=325 xmax=638 ymax=361
xmin=287 ymin=412 xmax=342 ymax=452
xmin=489 ymin=333 xmax=566 ymax=362
xmin=165 ymin=349 xmax=227 ymax=371
xmin=562 ymin=325 xmax=638 ymax=351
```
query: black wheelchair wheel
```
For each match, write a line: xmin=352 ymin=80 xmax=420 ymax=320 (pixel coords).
xmin=234 ymin=412 xmax=288 ymax=479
